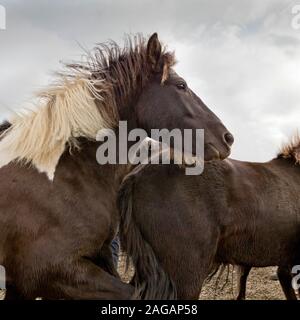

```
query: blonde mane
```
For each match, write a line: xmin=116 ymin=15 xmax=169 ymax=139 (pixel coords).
xmin=0 ymin=35 xmax=175 ymax=180
xmin=278 ymin=133 xmax=300 ymax=163
xmin=0 ymin=77 xmax=116 ymax=180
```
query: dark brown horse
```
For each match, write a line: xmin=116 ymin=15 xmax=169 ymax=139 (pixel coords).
xmin=118 ymin=137 xmax=300 ymax=299
xmin=0 ymin=33 xmax=233 ymax=299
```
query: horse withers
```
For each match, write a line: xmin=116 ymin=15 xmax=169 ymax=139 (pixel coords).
xmin=0 ymin=33 xmax=233 ymax=299
xmin=118 ymin=137 xmax=300 ymax=299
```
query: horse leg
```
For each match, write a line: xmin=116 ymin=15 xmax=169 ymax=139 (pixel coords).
xmin=94 ymin=241 xmax=120 ymax=278
xmin=236 ymin=265 xmax=251 ymax=300
xmin=174 ymin=227 xmax=219 ymax=299
xmin=174 ymin=240 xmax=218 ymax=299
xmin=4 ymin=283 xmax=27 ymax=300
xmin=49 ymin=258 xmax=135 ymax=300
xmin=277 ymin=266 xmax=297 ymax=300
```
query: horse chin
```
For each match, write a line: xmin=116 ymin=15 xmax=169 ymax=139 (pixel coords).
xmin=204 ymin=143 xmax=231 ymax=161
xmin=219 ymin=149 xmax=231 ymax=160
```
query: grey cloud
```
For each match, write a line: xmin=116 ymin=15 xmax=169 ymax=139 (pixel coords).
xmin=0 ymin=0 xmax=300 ymax=162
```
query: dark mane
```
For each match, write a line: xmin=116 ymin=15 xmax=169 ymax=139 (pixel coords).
xmin=66 ymin=34 xmax=176 ymax=114
xmin=0 ymin=121 xmax=11 ymax=133
xmin=277 ymin=134 xmax=300 ymax=163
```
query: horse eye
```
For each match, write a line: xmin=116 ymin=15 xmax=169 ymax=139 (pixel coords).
xmin=176 ymin=83 xmax=187 ymax=90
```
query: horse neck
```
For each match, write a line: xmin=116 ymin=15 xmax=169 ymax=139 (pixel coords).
xmin=58 ymin=138 xmax=132 ymax=188
xmin=270 ymin=157 xmax=300 ymax=179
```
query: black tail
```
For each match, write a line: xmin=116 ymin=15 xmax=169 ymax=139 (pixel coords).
xmin=118 ymin=164 xmax=177 ymax=299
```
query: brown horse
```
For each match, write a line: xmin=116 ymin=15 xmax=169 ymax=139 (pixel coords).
xmin=118 ymin=137 xmax=300 ymax=299
xmin=0 ymin=33 xmax=233 ymax=299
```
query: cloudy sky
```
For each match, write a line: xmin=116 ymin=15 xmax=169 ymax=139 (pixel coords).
xmin=0 ymin=0 xmax=300 ymax=161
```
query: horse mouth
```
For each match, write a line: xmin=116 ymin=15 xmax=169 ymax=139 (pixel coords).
xmin=205 ymin=143 xmax=231 ymax=161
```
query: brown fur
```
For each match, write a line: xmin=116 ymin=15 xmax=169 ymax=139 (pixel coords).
xmin=0 ymin=33 xmax=233 ymax=299
xmin=118 ymin=165 xmax=177 ymax=299
xmin=118 ymin=138 xmax=300 ymax=299
xmin=67 ymin=34 xmax=175 ymax=113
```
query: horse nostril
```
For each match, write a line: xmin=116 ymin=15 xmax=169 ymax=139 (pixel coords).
xmin=224 ymin=132 xmax=234 ymax=146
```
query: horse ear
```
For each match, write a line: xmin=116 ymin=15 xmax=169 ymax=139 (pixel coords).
xmin=147 ymin=33 xmax=162 ymax=71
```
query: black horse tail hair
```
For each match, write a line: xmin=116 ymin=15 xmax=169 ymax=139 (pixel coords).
xmin=118 ymin=164 xmax=177 ymax=300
